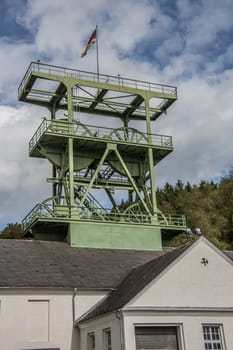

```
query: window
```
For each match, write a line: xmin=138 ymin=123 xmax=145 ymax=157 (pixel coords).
xmin=103 ymin=328 xmax=112 ymax=350
xmin=203 ymin=325 xmax=224 ymax=350
xmin=135 ymin=326 xmax=180 ymax=350
xmin=87 ymin=333 xmax=95 ymax=350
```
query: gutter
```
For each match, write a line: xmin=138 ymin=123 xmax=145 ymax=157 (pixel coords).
xmin=122 ymin=306 xmax=233 ymax=313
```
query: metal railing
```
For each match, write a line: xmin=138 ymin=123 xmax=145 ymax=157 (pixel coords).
xmin=29 ymin=119 xmax=173 ymax=153
xmin=22 ymin=201 xmax=186 ymax=232
xmin=18 ymin=62 xmax=177 ymax=98
xmin=74 ymin=169 xmax=129 ymax=184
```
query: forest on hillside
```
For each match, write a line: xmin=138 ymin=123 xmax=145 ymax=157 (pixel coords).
xmin=1 ymin=169 xmax=232 ymax=249
xmin=157 ymin=168 xmax=233 ymax=249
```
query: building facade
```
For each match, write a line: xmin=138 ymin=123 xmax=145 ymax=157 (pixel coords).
xmin=1 ymin=63 xmax=232 ymax=350
xmin=0 ymin=237 xmax=232 ymax=350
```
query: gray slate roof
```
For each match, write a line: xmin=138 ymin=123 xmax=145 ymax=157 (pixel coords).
xmin=0 ymin=239 xmax=171 ymax=289
xmin=225 ymin=250 xmax=233 ymax=260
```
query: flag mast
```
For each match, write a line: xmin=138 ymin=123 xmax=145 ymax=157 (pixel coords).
xmin=96 ymin=24 xmax=100 ymax=78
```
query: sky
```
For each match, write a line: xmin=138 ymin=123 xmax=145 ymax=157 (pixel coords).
xmin=0 ymin=0 xmax=233 ymax=229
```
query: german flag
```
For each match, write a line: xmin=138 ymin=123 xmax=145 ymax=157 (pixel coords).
xmin=81 ymin=29 xmax=97 ymax=58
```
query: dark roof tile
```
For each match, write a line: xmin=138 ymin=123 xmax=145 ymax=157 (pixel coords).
xmin=0 ymin=239 xmax=169 ymax=289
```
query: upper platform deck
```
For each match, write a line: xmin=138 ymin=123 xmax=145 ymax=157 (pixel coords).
xmin=18 ymin=62 xmax=177 ymax=121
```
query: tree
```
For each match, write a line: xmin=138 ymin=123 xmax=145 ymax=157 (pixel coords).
xmin=169 ymin=232 xmax=197 ymax=247
xmin=0 ymin=223 xmax=23 ymax=239
xmin=156 ymin=168 xmax=233 ymax=249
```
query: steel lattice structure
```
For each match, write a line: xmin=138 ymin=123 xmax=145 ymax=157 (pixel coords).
xmin=19 ymin=62 xmax=186 ymax=249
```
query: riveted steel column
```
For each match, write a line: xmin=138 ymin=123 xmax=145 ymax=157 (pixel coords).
xmin=145 ymin=96 xmax=157 ymax=216
xmin=67 ymin=83 xmax=74 ymax=208
xmin=51 ymin=105 xmax=57 ymax=199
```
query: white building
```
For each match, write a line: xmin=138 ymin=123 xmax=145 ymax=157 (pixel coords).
xmin=0 ymin=236 xmax=232 ymax=350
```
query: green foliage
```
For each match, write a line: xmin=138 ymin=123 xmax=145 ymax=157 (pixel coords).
xmin=169 ymin=233 xmax=197 ymax=247
xmin=157 ymin=168 xmax=233 ymax=249
xmin=0 ymin=223 xmax=23 ymax=239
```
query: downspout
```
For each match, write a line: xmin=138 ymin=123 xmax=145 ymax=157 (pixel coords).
xmin=116 ymin=310 xmax=125 ymax=350
xmin=72 ymin=288 xmax=82 ymax=350
xmin=72 ymin=288 xmax=78 ymax=323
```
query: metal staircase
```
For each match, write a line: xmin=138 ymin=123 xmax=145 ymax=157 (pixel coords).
xmin=74 ymin=186 xmax=108 ymax=220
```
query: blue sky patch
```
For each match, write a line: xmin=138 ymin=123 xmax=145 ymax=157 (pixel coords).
xmin=0 ymin=0 xmax=32 ymax=41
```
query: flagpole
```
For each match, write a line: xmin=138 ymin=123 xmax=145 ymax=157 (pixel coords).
xmin=96 ymin=25 xmax=100 ymax=79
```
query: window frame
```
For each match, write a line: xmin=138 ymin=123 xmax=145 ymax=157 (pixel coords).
xmin=202 ymin=324 xmax=226 ymax=350
xmin=103 ymin=327 xmax=112 ymax=350
xmin=87 ymin=332 xmax=95 ymax=350
xmin=134 ymin=323 xmax=183 ymax=350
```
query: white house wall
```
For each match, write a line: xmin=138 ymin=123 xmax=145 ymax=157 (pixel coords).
xmin=79 ymin=313 xmax=121 ymax=350
xmin=121 ymin=238 xmax=233 ymax=350
xmin=0 ymin=289 xmax=107 ymax=350
xmin=74 ymin=291 xmax=107 ymax=319
xmin=127 ymin=238 xmax=233 ymax=308
xmin=123 ymin=312 xmax=233 ymax=350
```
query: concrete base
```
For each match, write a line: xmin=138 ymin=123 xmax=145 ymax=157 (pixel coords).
xmin=68 ymin=221 xmax=162 ymax=250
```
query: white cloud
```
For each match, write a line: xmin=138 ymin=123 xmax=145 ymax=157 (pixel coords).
xmin=0 ymin=105 xmax=50 ymax=226
xmin=0 ymin=0 xmax=232 ymax=228
xmin=177 ymin=0 xmax=233 ymax=52
xmin=155 ymin=69 xmax=233 ymax=185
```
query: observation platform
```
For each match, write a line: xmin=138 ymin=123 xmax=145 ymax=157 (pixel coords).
xmin=18 ymin=62 xmax=177 ymax=121
xmin=29 ymin=119 xmax=173 ymax=168
xmin=22 ymin=198 xmax=186 ymax=250
xmin=22 ymin=204 xmax=186 ymax=232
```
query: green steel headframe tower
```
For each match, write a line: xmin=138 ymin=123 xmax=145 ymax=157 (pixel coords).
xmin=18 ymin=62 xmax=186 ymax=249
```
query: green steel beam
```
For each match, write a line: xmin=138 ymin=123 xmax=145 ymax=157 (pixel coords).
xmin=67 ymin=84 xmax=74 ymax=207
xmin=145 ymin=98 xmax=158 ymax=215
xmin=114 ymin=147 xmax=151 ymax=215
xmin=78 ymin=146 xmax=110 ymax=208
